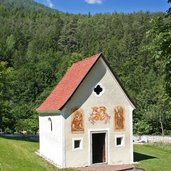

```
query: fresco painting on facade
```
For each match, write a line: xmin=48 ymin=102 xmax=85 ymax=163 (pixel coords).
xmin=71 ymin=107 xmax=84 ymax=133
xmin=89 ymin=106 xmax=110 ymax=124
xmin=114 ymin=106 xmax=125 ymax=130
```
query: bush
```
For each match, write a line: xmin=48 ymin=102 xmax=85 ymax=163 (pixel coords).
xmin=134 ymin=120 xmax=152 ymax=135
xmin=15 ymin=119 xmax=38 ymax=134
xmin=4 ymin=127 xmax=13 ymax=134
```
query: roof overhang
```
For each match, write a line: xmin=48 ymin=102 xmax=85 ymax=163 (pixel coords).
xmin=37 ymin=109 xmax=61 ymax=115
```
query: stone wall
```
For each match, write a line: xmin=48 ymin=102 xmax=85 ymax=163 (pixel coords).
xmin=133 ymin=135 xmax=171 ymax=143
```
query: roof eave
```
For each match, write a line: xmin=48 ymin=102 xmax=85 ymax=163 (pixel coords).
xmin=37 ymin=109 xmax=61 ymax=115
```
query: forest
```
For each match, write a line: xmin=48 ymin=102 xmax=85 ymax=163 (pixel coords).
xmin=0 ymin=0 xmax=171 ymax=135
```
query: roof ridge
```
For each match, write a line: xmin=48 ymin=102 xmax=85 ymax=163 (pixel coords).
xmin=73 ymin=53 xmax=101 ymax=66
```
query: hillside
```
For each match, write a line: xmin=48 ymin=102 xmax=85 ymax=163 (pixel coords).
xmin=0 ymin=0 xmax=57 ymax=12
xmin=0 ymin=0 xmax=171 ymax=135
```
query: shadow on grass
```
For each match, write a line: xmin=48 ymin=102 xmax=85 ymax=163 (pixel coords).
xmin=0 ymin=135 xmax=39 ymax=143
xmin=134 ymin=152 xmax=156 ymax=162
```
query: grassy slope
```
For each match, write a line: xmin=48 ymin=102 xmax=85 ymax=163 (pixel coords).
xmin=134 ymin=143 xmax=171 ymax=171
xmin=0 ymin=137 xmax=76 ymax=171
xmin=0 ymin=136 xmax=57 ymax=171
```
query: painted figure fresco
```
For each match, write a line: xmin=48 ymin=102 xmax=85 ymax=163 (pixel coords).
xmin=114 ymin=106 xmax=125 ymax=130
xmin=89 ymin=106 xmax=110 ymax=125
xmin=71 ymin=107 xmax=84 ymax=133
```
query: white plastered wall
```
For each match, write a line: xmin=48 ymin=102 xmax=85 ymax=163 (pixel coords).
xmin=62 ymin=57 xmax=135 ymax=168
xmin=39 ymin=113 xmax=65 ymax=167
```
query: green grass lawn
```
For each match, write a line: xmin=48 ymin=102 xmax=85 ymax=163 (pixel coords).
xmin=1 ymin=136 xmax=171 ymax=171
xmin=134 ymin=143 xmax=171 ymax=171
xmin=0 ymin=136 xmax=76 ymax=171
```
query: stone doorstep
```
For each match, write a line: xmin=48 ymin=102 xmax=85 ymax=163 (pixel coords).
xmin=77 ymin=164 xmax=134 ymax=171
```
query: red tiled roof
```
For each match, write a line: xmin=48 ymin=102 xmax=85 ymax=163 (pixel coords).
xmin=37 ymin=53 xmax=101 ymax=112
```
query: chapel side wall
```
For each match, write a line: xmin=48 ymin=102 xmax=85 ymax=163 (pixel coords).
xmin=62 ymin=58 xmax=134 ymax=168
xmin=39 ymin=114 xmax=64 ymax=167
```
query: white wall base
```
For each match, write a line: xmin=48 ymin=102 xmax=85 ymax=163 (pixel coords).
xmin=35 ymin=150 xmax=63 ymax=168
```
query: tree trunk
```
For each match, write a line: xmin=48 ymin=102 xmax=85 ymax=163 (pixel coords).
xmin=159 ymin=116 xmax=164 ymax=136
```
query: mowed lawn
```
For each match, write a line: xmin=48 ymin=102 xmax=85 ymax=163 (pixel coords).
xmin=1 ymin=136 xmax=171 ymax=171
xmin=134 ymin=143 xmax=171 ymax=171
xmin=0 ymin=136 xmax=76 ymax=171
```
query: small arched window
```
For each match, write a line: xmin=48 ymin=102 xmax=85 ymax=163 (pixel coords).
xmin=48 ymin=117 xmax=53 ymax=131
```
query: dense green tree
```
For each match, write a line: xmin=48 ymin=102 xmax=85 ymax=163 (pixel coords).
xmin=145 ymin=0 xmax=171 ymax=96
xmin=140 ymin=0 xmax=171 ymax=135
xmin=0 ymin=62 xmax=14 ymax=132
xmin=58 ymin=17 xmax=79 ymax=53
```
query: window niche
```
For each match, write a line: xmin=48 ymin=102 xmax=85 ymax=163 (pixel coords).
xmin=74 ymin=140 xmax=81 ymax=148
xmin=72 ymin=138 xmax=83 ymax=151
xmin=94 ymin=84 xmax=104 ymax=96
xmin=115 ymin=135 xmax=124 ymax=147
xmin=48 ymin=117 xmax=53 ymax=131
